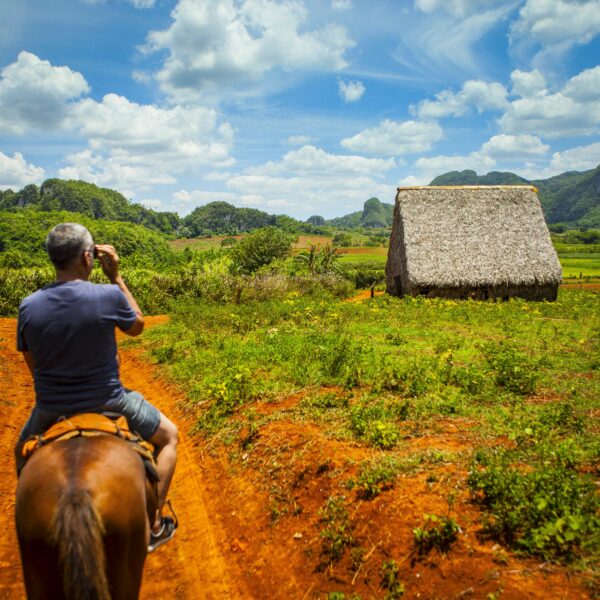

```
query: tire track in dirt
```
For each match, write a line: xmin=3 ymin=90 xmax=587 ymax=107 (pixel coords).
xmin=0 ymin=317 xmax=244 ymax=600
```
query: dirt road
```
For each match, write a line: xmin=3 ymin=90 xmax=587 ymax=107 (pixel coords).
xmin=0 ymin=317 xmax=245 ymax=599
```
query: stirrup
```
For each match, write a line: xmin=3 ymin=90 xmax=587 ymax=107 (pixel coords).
xmin=148 ymin=500 xmax=178 ymax=553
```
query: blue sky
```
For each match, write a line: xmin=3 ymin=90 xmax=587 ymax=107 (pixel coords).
xmin=1 ymin=0 xmax=600 ymax=219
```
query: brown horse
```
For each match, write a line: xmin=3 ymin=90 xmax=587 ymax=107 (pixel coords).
xmin=16 ymin=434 xmax=157 ymax=600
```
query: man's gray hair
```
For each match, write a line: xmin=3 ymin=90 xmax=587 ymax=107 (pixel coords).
xmin=46 ymin=223 xmax=94 ymax=269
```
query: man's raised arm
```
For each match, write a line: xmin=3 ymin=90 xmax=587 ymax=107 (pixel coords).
xmin=95 ymin=243 xmax=145 ymax=337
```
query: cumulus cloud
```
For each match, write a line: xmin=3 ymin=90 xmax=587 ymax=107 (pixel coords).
xmin=220 ymin=145 xmax=396 ymax=217
xmin=337 ymin=78 xmax=365 ymax=102
xmin=142 ymin=0 xmax=354 ymax=100
xmin=510 ymin=0 xmax=600 ymax=50
xmin=411 ymin=80 xmax=508 ymax=119
xmin=547 ymin=142 xmax=600 ymax=173
xmin=0 ymin=151 xmax=45 ymax=190
xmin=341 ymin=120 xmax=443 ymax=156
xmin=331 ymin=0 xmax=352 ymax=8
xmin=173 ymin=189 xmax=237 ymax=204
xmin=140 ymin=198 xmax=162 ymax=209
xmin=413 ymin=152 xmax=496 ymax=183
xmin=59 ymin=94 xmax=235 ymax=194
xmin=480 ymin=134 xmax=549 ymax=160
xmin=499 ymin=65 xmax=600 ymax=137
xmin=247 ymin=145 xmax=395 ymax=176
xmin=510 ymin=69 xmax=547 ymax=97
xmin=0 ymin=51 xmax=89 ymax=134
xmin=403 ymin=133 xmax=549 ymax=184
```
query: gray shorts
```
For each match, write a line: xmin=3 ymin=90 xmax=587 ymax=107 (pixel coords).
xmin=19 ymin=389 xmax=162 ymax=442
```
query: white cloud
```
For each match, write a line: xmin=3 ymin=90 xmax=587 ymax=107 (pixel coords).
xmin=413 ymin=152 xmax=496 ymax=183
xmin=286 ymin=135 xmax=313 ymax=146
xmin=222 ymin=145 xmax=397 ymax=217
xmin=173 ymin=189 xmax=237 ymax=204
xmin=394 ymin=2 xmax=516 ymax=79
xmin=337 ymin=78 xmax=365 ymax=102
xmin=58 ymin=150 xmax=175 ymax=198
xmin=59 ymin=93 xmax=235 ymax=194
xmin=0 ymin=51 xmax=89 ymax=134
xmin=331 ymin=0 xmax=352 ymax=8
xmin=0 ymin=151 xmax=45 ymax=190
xmin=411 ymin=79 xmax=508 ymax=119
xmin=480 ymin=134 xmax=549 ymax=160
xmin=510 ymin=69 xmax=547 ymax=97
xmin=499 ymin=65 xmax=600 ymax=138
xmin=140 ymin=198 xmax=162 ymax=209
xmin=547 ymin=142 xmax=600 ymax=173
xmin=510 ymin=0 xmax=600 ymax=49
xmin=402 ymin=132 xmax=549 ymax=184
xmin=247 ymin=145 xmax=395 ymax=176
xmin=341 ymin=120 xmax=443 ymax=156
xmin=563 ymin=65 xmax=600 ymax=102
xmin=142 ymin=0 xmax=354 ymax=100
xmin=70 ymin=94 xmax=234 ymax=168
xmin=204 ymin=171 xmax=233 ymax=180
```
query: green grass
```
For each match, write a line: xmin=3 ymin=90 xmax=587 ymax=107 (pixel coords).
xmin=560 ymin=255 xmax=600 ymax=278
xmin=141 ymin=289 xmax=599 ymax=567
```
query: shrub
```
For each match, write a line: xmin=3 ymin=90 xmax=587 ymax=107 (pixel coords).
xmin=229 ymin=227 xmax=293 ymax=274
xmin=483 ymin=342 xmax=538 ymax=396
xmin=380 ymin=560 xmax=405 ymax=599
xmin=347 ymin=456 xmax=402 ymax=499
xmin=413 ymin=514 xmax=461 ymax=556
xmin=319 ymin=496 xmax=355 ymax=562
xmin=468 ymin=445 xmax=600 ymax=561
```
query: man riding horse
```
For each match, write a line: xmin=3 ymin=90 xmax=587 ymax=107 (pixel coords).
xmin=16 ymin=222 xmax=178 ymax=552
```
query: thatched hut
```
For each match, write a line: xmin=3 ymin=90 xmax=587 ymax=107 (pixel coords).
xmin=385 ymin=186 xmax=562 ymax=301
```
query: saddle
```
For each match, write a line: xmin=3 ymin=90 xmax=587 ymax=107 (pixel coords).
xmin=20 ymin=413 xmax=159 ymax=482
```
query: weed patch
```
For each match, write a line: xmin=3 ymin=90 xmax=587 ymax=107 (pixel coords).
xmin=468 ymin=444 xmax=600 ymax=562
xmin=413 ymin=514 xmax=461 ymax=556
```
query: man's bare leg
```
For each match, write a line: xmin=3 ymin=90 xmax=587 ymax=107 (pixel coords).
xmin=149 ymin=413 xmax=178 ymax=531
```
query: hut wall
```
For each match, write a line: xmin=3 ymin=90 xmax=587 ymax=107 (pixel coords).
xmin=385 ymin=193 xmax=414 ymax=295
xmin=413 ymin=283 xmax=559 ymax=301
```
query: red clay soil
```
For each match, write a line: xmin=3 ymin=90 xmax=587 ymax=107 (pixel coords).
xmin=0 ymin=318 xmax=594 ymax=599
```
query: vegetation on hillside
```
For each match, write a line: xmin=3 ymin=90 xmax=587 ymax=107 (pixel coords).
xmin=429 ymin=166 xmax=600 ymax=228
xmin=0 ymin=179 xmax=180 ymax=235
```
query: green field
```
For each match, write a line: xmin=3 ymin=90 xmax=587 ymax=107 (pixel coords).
xmin=138 ymin=288 xmax=599 ymax=573
xmin=560 ymin=254 xmax=600 ymax=279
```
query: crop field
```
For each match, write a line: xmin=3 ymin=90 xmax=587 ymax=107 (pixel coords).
xmin=127 ymin=288 xmax=599 ymax=598
xmin=170 ymin=235 xmax=600 ymax=279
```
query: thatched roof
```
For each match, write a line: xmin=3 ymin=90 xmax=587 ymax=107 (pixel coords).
xmin=387 ymin=186 xmax=562 ymax=290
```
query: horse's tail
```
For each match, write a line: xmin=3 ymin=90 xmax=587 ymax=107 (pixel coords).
xmin=52 ymin=489 xmax=111 ymax=600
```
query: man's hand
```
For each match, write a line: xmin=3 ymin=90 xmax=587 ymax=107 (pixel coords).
xmin=95 ymin=244 xmax=120 ymax=283
xmin=95 ymin=243 xmax=145 ymax=336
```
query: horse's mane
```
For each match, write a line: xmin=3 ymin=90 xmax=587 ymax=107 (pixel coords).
xmin=52 ymin=489 xmax=111 ymax=600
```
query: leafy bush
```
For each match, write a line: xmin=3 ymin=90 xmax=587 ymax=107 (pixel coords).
xmin=413 ymin=514 xmax=461 ymax=556
xmin=229 ymin=227 xmax=293 ymax=274
xmin=483 ymin=342 xmax=539 ymax=396
xmin=319 ymin=496 xmax=355 ymax=562
xmin=468 ymin=445 xmax=600 ymax=561
xmin=380 ymin=560 xmax=405 ymax=599
xmin=347 ymin=456 xmax=402 ymax=499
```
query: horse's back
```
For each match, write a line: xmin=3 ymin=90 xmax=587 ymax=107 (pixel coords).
xmin=16 ymin=435 xmax=152 ymax=600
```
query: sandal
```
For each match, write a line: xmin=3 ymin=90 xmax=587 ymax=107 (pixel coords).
xmin=148 ymin=515 xmax=177 ymax=553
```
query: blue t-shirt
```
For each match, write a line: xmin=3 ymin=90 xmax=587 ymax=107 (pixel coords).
xmin=17 ymin=281 xmax=137 ymax=413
